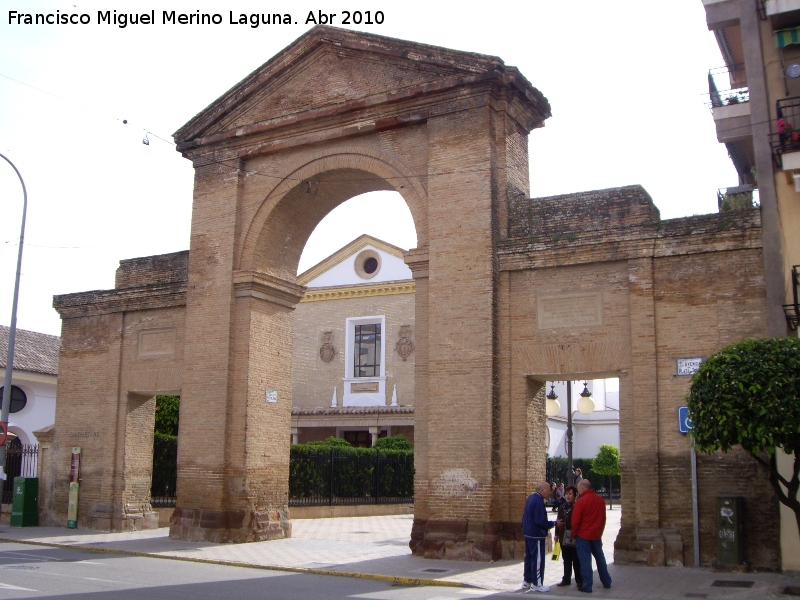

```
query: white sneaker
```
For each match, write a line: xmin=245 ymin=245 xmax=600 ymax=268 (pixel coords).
xmin=519 ymin=582 xmax=531 ymax=591
xmin=526 ymin=585 xmax=551 ymax=593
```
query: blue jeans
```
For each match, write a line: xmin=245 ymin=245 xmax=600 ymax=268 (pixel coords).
xmin=576 ymin=537 xmax=612 ymax=592
xmin=523 ymin=537 xmax=546 ymax=587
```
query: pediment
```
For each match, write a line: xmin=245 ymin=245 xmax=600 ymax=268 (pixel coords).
xmin=207 ymin=46 xmax=465 ymax=136
xmin=175 ymin=26 xmax=548 ymax=147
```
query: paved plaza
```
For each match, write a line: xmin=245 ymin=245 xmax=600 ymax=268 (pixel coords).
xmin=0 ymin=508 xmax=798 ymax=598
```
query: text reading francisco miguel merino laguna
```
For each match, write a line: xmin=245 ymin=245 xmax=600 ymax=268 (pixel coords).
xmin=8 ymin=9 xmax=385 ymax=28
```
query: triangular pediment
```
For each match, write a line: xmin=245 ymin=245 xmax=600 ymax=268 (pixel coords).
xmin=209 ymin=47 xmax=465 ymax=136
xmin=175 ymin=26 xmax=547 ymax=146
xmin=297 ymin=234 xmax=410 ymax=288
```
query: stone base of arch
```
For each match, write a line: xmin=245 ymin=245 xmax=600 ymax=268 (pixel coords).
xmin=170 ymin=506 xmax=290 ymax=543
xmin=615 ymin=526 xmax=686 ymax=567
xmin=410 ymin=519 xmax=525 ymax=562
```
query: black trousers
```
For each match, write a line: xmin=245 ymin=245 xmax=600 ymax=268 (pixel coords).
xmin=561 ymin=545 xmax=583 ymax=586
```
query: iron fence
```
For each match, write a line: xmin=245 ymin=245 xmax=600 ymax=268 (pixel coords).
xmin=2 ymin=443 xmax=38 ymax=504
xmin=150 ymin=436 xmax=177 ymax=508
xmin=289 ymin=447 xmax=413 ymax=506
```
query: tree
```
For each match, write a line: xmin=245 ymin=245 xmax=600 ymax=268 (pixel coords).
xmin=592 ymin=444 xmax=620 ymax=509
xmin=686 ymin=337 xmax=800 ymax=536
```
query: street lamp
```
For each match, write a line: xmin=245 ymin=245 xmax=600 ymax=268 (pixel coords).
xmin=0 ymin=153 xmax=28 ymax=480
xmin=546 ymin=380 xmax=593 ymax=486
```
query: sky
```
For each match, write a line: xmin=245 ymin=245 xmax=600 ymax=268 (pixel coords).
xmin=0 ymin=0 xmax=732 ymax=336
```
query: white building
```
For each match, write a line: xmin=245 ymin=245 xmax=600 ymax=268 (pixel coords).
xmin=544 ymin=379 xmax=620 ymax=460
xmin=0 ymin=325 xmax=59 ymax=445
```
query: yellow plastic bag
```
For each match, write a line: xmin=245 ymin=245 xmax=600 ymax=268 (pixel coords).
xmin=551 ymin=539 xmax=561 ymax=561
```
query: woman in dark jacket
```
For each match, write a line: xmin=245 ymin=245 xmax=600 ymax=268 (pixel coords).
xmin=555 ymin=485 xmax=582 ymax=588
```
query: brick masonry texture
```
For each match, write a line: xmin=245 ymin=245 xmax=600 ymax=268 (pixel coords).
xmin=46 ymin=26 xmax=778 ymax=567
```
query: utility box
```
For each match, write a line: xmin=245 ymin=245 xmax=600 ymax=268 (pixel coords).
xmin=716 ymin=495 xmax=743 ymax=565
xmin=10 ymin=477 xmax=39 ymax=527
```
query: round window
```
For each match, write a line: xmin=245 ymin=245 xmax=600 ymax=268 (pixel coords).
xmin=0 ymin=385 xmax=27 ymax=413
xmin=354 ymin=249 xmax=381 ymax=280
xmin=363 ymin=257 xmax=379 ymax=274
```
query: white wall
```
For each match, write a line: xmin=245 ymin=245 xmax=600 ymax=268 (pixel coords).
xmin=5 ymin=370 xmax=56 ymax=445
xmin=545 ymin=378 xmax=619 ymax=459
xmin=306 ymin=245 xmax=411 ymax=288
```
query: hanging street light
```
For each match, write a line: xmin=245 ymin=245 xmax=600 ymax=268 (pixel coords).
xmin=545 ymin=383 xmax=561 ymax=417
xmin=578 ymin=381 xmax=596 ymax=414
xmin=546 ymin=380 xmax=593 ymax=486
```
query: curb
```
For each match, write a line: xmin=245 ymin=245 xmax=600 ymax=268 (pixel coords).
xmin=0 ymin=536 xmax=475 ymax=589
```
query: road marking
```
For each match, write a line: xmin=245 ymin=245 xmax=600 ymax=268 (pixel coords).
xmin=0 ymin=583 xmax=37 ymax=591
xmin=2 ymin=551 xmax=63 ymax=561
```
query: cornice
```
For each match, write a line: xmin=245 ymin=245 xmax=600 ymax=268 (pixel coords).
xmin=300 ymin=281 xmax=415 ymax=303
xmin=233 ymin=271 xmax=307 ymax=309
xmin=53 ymin=282 xmax=187 ymax=319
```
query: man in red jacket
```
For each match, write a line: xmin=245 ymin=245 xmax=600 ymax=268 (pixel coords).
xmin=571 ymin=480 xmax=612 ymax=593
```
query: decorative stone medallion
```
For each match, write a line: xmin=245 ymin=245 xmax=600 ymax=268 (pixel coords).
xmin=319 ymin=331 xmax=336 ymax=363
xmin=395 ymin=325 xmax=414 ymax=361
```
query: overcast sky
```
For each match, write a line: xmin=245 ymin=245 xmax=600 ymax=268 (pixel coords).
xmin=0 ymin=0 xmax=731 ymax=336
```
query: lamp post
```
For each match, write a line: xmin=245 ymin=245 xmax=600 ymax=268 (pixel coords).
xmin=545 ymin=381 xmax=594 ymax=486
xmin=0 ymin=153 xmax=28 ymax=480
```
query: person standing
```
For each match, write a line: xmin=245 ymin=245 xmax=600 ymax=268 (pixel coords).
xmin=521 ymin=481 xmax=556 ymax=593
xmin=555 ymin=485 xmax=582 ymax=588
xmin=571 ymin=479 xmax=612 ymax=593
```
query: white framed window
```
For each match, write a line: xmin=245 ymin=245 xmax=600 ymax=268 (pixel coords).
xmin=343 ymin=315 xmax=386 ymax=406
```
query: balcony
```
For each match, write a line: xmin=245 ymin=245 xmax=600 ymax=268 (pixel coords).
xmin=708 ymin=64 xmax=754 ymax=176
xmin=770 ymin=96 xmax=800 ymax=169
xmin=717 ymin=185 xmax=759 ymax=211
xmin=765 ymin=0 xmax=800 ymax=29
xmin=784 ymin=265 xmax=800 ymax=330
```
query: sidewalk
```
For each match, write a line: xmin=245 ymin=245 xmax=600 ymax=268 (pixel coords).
xmin=0 ymin=509 xmax=798 ymax=599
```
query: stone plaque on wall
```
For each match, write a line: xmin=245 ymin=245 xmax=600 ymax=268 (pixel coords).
xmin=138 ymin=329 xmax=176 ymax=357
xmin=351 ymin=382 xmax=379 ymax=393
xmin=537 ymin=292 xmax=603 ymax=329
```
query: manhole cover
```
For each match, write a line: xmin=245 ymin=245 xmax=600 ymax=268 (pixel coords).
xmin=711 ymin=581 xmax=754 ymax=588
xmin=423 ymin=568 xmax=449 ymax=573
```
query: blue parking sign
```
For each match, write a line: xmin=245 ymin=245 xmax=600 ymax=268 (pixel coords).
xmin=678 ymin=406 xmax=693 ymax=434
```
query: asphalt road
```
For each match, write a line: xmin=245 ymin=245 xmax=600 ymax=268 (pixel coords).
xmin=0 ymin=542 xmax=512 ymax=600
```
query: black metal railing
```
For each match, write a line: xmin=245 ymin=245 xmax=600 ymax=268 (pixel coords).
xmin=708 ymin=64 xmax=749 ymax=108
xmin=289 ymin=447 xmax=413 ymax=506
xmin=770 ymin=96 xmax=800 ymax=165
xmin=757 ymin=0 xmax=768 ymax=20
xmin=2 ymin=442 xmax=38 ymax=504
xmin=150 ymin=436 xmax=177 ymax=508
xmin=784 ymin=265 xmax=800 ymax=330
xmin=717 ymin=185 xmax=759 ymax=211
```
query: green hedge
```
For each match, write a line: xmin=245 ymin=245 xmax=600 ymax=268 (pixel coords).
xmin=289 ymin=445 xmax=413 ymax=501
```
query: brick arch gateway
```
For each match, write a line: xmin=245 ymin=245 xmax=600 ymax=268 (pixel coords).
xmin=47 ymin=27 xmax=779 ymax=569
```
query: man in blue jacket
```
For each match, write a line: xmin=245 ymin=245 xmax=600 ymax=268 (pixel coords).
xmin=521 ymin=481 xmax=556 ymax=593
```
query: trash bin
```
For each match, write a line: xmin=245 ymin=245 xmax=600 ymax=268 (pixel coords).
xmin=716 ymin=495 xmax=743 ymax=565
xmin=10 ymin=477 xmax=38 ymax=527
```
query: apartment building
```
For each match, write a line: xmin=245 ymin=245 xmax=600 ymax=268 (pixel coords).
xmin=702 ymin=0 xmax=800 ymax=570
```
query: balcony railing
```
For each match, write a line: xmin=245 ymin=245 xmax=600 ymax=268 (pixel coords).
xmin=708 ymin=64 xmax=749 ymax=108
xmin=757 ymin=0 xmax=768 ymax=20
xmin=770 ymin=96 xmax=800 ymax=165
xmin=784 ymin=265 xmax=800 ymax=331
xmin=717 ymin=185 xmax=759 ymax=211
